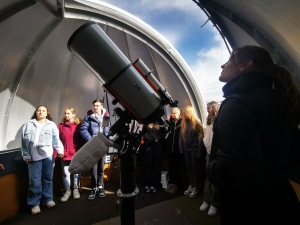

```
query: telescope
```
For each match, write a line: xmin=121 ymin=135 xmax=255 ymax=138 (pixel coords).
xmin=67 ymin=21 xmax=178 ymax=225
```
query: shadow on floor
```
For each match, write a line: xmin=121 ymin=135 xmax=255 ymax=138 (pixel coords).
xmin=1 ymin=179 xmax=220 ymax=225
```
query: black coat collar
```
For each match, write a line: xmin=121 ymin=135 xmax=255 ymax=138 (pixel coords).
xmin=222 ymin=71 xmax=273 ymax=98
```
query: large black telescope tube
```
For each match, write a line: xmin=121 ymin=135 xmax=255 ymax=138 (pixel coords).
xmin=68 ymin=21 xmax=164 ymax=124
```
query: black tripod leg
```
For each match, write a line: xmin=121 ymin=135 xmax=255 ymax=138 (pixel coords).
xmin=117 ymin=142 xmax=138 ymax=225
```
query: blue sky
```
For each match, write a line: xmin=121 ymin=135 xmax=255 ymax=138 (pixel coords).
xmin=87 ymin=0 xmax=231 ymax=102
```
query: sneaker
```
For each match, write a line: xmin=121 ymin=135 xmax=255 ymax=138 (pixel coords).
xmin=168 ymin=184 xmax=178 ymax=194
xmin=184 ymin=185 xmax=193 ymax=195
xmin=98 ymin=186 xmax=106 ymax=198
xmin=200 ymin=201 xmax=210 ymax=211
xmin=165 ymin=184 xmax=173 ymax=193
xmin=88 ymin=188 xmax=98 ymax=200
xmin=60 ymin=191 xmax=71 ymax=202
xmin=73 ymin=189 xmax=80 ymax=199
xmin=208 ymin=205 xmax=218 ymax=216
xmin=189 ymin=187 xmax=198 ymax=198
xmin=144 ymin=186 xmax=150 ymax=193
xmin=42 ymin=200 xmax=56 ymax=208
xmin=31 ymin=206 xmax=41 ymax=214
xmin=150 ymin=186 xmax=156 ymax=193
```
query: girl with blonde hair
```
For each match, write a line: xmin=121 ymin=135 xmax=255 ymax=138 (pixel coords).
xmin=179 ymin=105 xmax=204 ymax=198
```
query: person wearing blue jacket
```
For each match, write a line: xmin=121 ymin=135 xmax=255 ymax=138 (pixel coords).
xmin=21 ymin=105 xmax=64 ymax=215
xmin=80 ymin=98 xmax=109 ymax=200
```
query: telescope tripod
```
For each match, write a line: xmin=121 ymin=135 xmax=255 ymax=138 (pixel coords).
xmin=115 ymin=133 xmax=141 ymax=225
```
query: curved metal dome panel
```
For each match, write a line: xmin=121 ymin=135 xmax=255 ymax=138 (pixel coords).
xmin=0 ymin=1 xmax=205 ymax=150
xmin=194 ymin=0 xmax=300 ymax=84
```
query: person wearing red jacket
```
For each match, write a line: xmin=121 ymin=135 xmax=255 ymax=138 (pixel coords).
xmin=57 ymin=108 xmax=84 ymax=202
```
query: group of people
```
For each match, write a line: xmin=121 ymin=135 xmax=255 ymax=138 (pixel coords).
xmin=162 ymin=103 xmax=220 ymax=217
xmin=21 ymin=98 xmax=109 ymax=215
xmin=139 ymin=45 xmax=300 ymax=224
xmin=20 ymin=45 xmax=300 ymax=224
xmin=141 ymin=102 xmax=220 ymax=217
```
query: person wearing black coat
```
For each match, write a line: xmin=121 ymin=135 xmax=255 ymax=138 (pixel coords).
xmin=207 ymin=45 xmax=300 ymax=225
xmin=141 ymin=123 xmax=166 ymax=193
xmin=164 ymin=107 xmax=182 ymax=194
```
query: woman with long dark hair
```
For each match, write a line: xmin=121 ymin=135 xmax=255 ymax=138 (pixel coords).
xmin=21 ymin=105 xmax=64 ymax=214
xmin=207 ymin=45 xmax=300 ymax=224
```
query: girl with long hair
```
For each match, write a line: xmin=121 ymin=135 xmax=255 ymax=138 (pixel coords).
xmin=21 ymin=105 xmax=64 ymax=214
xmin=58 ymin=108 xmax=84 ymax=202
xmin=207 ymin=45 xmax=300 ymax=224
xmin=179 ymin=105 xmax=204 ymax=198
xmin=199 ymin=101 xmax=220 ymax=216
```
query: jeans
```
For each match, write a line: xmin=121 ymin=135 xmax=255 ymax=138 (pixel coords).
xmin=184 ymin=151 xmax=199 ymax=187
xmin=61 ymin=160 xmax=80 ymax=191
xmin=27 ymin=156 xmax=54 ymax=207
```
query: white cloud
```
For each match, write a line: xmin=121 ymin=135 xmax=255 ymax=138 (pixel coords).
xmin=157 ymin=29 xmax=182 ymax=48
xmin=191 ymin=38 xmax=230 ymax=102
xmin=99 ymin=0 xmax=207 ymax=23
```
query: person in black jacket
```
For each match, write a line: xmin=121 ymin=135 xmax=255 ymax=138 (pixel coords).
xmin=207 ymin=45 xmax=300 ymax=225
xmin=164 ymin=107 xmax=182 ymax=194
xmin=141 ymin=123 xmax=166 ymax=193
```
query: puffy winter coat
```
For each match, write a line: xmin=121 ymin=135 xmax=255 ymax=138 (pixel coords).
xmin=57 ymin=122 xmax=84 ymax=161
xmin=179 ymin=120 xmax=203 ymax=153
xmin=80 ymin=108 xmax=109 ymax=142
xmin=141 ymin=123 xmax=166 ymax=146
